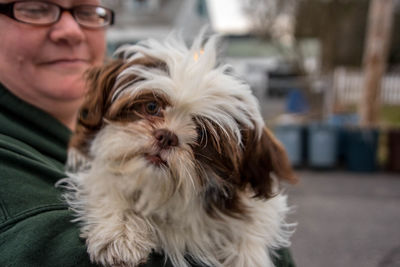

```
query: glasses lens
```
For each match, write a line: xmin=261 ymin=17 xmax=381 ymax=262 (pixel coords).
xmin=14 ymin=1 xmax=58 ymax=25
xmin=74 ymin=6 xmax=112 ymax=28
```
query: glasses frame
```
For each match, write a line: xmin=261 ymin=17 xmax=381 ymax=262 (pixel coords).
xmin=0 ymin=1 xmax=114 ymax=28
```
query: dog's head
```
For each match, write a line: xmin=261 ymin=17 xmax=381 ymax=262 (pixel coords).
xmin=68 ymin=34 xmax=296 ymax=216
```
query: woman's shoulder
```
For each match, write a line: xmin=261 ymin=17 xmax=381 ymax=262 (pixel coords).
xmin=0 ymin=132 xmax=68 ymax=227
xmin=0 ymin=132 xmax=97 ymax=267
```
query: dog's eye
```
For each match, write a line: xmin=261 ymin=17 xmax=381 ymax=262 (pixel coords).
xmin=144 ymin=101 xmax=161 ymax=116
xmin=79 ymin=108 xmax=89 ymax=120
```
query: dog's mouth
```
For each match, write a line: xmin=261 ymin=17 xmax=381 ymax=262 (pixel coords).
xmin=145 ymin=153 xmax=168 ymax=167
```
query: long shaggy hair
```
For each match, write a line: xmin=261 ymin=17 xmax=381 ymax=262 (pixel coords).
xmin=59 ymin=32 xmax=297 ymax=267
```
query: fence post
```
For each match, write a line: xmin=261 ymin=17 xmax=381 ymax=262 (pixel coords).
xmin=359 ymin=0 xmax=394 ymax=127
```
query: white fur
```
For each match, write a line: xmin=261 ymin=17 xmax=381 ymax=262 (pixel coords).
xmin=59 ymin=32 xmax=294 ymax=267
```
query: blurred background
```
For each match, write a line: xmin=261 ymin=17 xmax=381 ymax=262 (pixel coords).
xmin=103 ymin=1 xmax=400 ymax=266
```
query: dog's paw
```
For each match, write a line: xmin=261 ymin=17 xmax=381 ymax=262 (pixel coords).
xmin=87 ymin=236 xmax=152 ymax=267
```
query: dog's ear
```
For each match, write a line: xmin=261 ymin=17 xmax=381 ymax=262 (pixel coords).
xmin=69 ymin=59 xmax=126 ymax=156
xmin=240 ymin=126 xmax=298 ymax=199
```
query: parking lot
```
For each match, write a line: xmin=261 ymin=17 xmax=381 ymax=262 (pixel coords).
xmin=285 ymin=170 xmax=400 ymax=267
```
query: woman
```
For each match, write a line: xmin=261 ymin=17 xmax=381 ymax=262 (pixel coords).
xmin=0 ymin=0 xmax=112 ymax=266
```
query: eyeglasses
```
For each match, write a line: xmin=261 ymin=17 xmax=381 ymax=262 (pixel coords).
xmin=0 ymin=1 xmax=114 ymax=28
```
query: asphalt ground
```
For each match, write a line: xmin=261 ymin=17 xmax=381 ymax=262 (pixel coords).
xmin=283 ymin=170 xmax=400 ymax=267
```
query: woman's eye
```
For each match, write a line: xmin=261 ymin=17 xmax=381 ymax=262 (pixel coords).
xmin=144 ymin=101 xmax=160 ymax=115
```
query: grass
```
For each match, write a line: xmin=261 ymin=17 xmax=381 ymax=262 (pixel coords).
xmin=380 ymin=105 xmax=400 ymax=127
xmin=377 ymin=105 xmax=400 ymax=167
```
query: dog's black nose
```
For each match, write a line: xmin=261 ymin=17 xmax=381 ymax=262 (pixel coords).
xmin=154 ymin=129 xmax=179 ymax=148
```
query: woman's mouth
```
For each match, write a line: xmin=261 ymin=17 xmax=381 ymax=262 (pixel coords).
xmin=40 ymin=58 xmax=89 ymax=68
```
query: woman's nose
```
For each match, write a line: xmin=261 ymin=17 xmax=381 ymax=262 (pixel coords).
xmin=49 ymin=11 xmax=85 ymax=45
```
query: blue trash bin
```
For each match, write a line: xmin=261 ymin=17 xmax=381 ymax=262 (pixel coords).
xmin=274 ymin=124 xmax=306 ymax=167
xmin=308 ymin=124 xmax=338 ymax=168
xmin=326 ymin=114 xmax=359 ymax=166
xmin=286 ymin=89 xmax=309 ymax=114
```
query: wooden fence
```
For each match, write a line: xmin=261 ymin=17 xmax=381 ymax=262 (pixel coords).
xmin=333 ymin=67 xmax=400 ymax=105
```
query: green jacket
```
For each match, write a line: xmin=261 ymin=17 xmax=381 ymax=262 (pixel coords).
xmin=0 ymin=83 xmax=295 ymax=267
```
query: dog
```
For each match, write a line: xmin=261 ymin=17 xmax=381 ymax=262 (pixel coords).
xmin=59 ymin=32 xmax=297 ymax=267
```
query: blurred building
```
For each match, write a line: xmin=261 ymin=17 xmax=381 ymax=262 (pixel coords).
xmin=103 ymin=0 xmax=400 ymax=120
xmin=103 ymin=0 xmax=319 ymax=119
xmin=104 ymin=0 xmax=209 ymax=51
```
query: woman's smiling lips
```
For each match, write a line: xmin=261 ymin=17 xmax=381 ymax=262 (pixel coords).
xmin=40 ymin=58 xmax=90 ymax=69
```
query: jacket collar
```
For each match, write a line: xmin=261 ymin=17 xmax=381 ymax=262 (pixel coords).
xmin=0 ymin=83 xmax=71 ymax=165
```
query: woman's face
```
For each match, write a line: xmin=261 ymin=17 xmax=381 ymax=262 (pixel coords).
xmin=0 ymin=0 xmax=106 ymax=121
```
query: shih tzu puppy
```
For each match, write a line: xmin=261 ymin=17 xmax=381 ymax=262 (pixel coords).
xmin=59 ymin=32 xmax=297 ymax=267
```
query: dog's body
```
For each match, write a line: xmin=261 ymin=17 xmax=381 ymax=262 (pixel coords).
xmin=60 ymin=32 xmax=297 ymax=267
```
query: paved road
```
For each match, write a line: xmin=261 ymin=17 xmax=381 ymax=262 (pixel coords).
xmin=284 ymin=170 xmax=400 ymax=267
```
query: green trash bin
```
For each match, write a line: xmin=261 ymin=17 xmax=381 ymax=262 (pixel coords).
xmin=343 ymin=127 xmax=379 ymax=172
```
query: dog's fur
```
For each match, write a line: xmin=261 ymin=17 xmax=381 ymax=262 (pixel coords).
xmin=59 ymin=32 xmax=297 ymax=267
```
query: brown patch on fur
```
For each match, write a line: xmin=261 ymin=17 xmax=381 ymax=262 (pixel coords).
xmin=193 ymin=118 xmax=242 ymax=185
xmin=193 ymin=118 xmax=249 ymax=219
xmin=194 ymin=120 xmax=297 ymax=218
xmin=69 ymin=57 xmax=167 ymax=157
xmin=107 ymin=92 xmax=170 ymax=124
xmin=240 ymin=126 xmax=298 ymax=199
